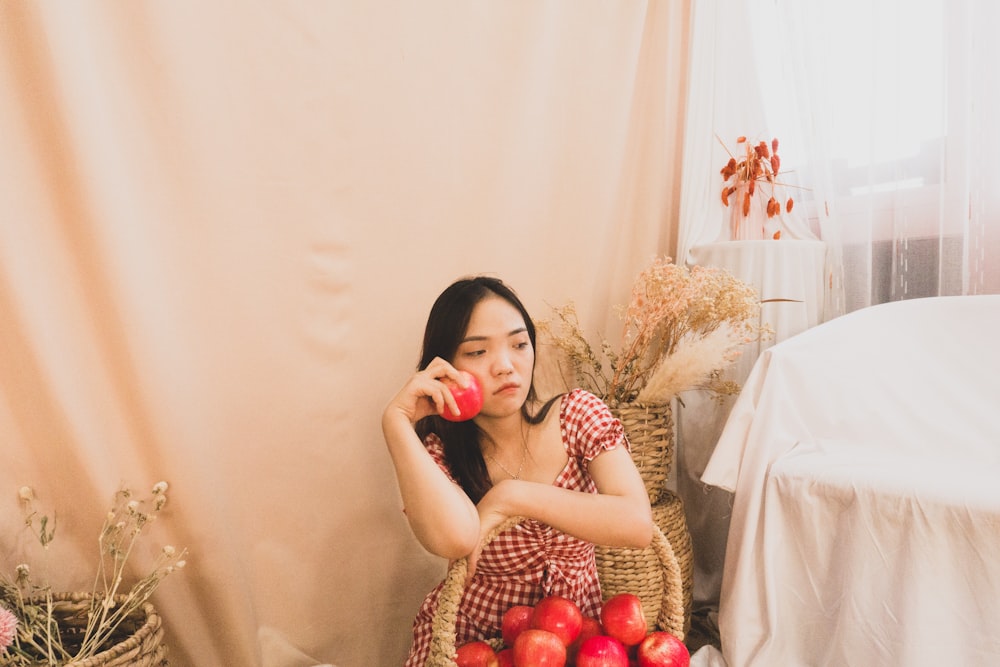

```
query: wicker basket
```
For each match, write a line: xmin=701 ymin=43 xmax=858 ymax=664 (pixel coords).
xmin=595 ymin=490 xmax=693 ymax=637
xmin=25 ymin=592 xmax=168 ymax=667
xmin=426 ymin=516 xmax=686 ymax=666
xmin=609 ymin=402 xmax=674 ymax=505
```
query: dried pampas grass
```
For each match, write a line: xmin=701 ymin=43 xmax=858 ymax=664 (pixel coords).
xmin=636 ymin=326 xmax=743 ymax=403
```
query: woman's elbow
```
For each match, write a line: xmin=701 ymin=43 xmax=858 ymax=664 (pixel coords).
xmin=623 ymin=501 xmax=655 ymax=549
xmin=627 ymin=514 xmax=655 ymax=549
xmin=412 ymin=514 xmax=479 ymax=560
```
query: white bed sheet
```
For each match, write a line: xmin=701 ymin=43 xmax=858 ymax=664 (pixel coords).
xmin=701 ymin=295 xmax=1000 ymax=666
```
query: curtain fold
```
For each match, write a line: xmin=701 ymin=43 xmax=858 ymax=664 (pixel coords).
xmin=0 ymin=3 xmax=690 ymax=665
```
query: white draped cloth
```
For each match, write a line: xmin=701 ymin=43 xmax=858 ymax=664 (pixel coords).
xmin=702 ymin=295 xmax=1000 ymax=666
xmin=678 ymin=239 xmax=827 ymax=609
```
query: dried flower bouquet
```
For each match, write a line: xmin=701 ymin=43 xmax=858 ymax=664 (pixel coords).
xmin=719 ymin=135 xmax=796 ymax=240
xmin=540 ymin=256 xmax=772 ymax=405
xmin=0 ymin=482 xmax=186 ymax=665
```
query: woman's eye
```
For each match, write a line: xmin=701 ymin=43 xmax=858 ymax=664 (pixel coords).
xmin=514 ymin=341 xmax=531 ymax=350
xmin=463 ymin=349 xmax=486 ymax=357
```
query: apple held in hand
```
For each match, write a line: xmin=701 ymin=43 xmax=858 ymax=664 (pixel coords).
xmin=575 ymin=635 xmax=629 ymax=667
xmin=600 ymin=593 xmax=648 ymax=647
xmin=441 ymin=371 xmax=483 ymax=422
xmin=636 ymin=631 xmax=690 ymax=667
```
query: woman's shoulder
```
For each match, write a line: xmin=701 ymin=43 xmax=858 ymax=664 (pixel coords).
xmin=557 ymin=388 xmax=625 ymax=459
xmin=556 ymin=388 xmax=619 ymax=434
xmin=559 ymin=388 xmax=612 ymax=416
xmin=421 ymin=432 xmax=459 ymax=482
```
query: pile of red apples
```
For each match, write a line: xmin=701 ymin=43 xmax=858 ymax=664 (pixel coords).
xmin=454 ymin=593 xmax=690 ymax=667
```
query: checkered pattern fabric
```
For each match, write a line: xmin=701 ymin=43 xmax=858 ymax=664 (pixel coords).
xmin=404 ymin=389 xmax=627 ymax=666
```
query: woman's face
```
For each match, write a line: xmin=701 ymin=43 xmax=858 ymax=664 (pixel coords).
xmin=452 ymin=295 xmax=534 ymax=418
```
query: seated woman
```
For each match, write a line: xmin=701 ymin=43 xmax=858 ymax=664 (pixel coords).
xmin=381 ymin=276 xmax=653 ymax=666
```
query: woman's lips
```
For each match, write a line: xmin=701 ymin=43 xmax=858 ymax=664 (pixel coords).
xmin=494 ymin=382 xmax=520 ymax=395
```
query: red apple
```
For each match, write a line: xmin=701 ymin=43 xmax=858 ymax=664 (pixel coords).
xmin=568 ymin=616 xmax=604 ymax=663
xmin=512 ymin=629 xmax=567 ymax=667
xmin=456 ymin=639 xmax=499 ymax=667
xmin=636 ymin=631 xmax=690 ymax=667
xmin=600 ymin=594 xmax=647 ymax=647
xmin=530 ymin=595 xmax=584 ymax=646
xmin=496 ymin=648 xmax=515 ymax=667
xmin=575 ymin=635 xmax=629 ymax=667
xmin=441 ymin=371 xmax=484 ymax=421
xmin=502 ymin=605 xmax=534 ymax=647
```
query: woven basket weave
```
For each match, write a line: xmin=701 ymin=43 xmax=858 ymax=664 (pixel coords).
xmin=426 ymin=516 xmax=685 ymax=666
xmin=609 ymin=402 xmax=674 ymax=505
xmin=595 ymin=490 xmax=694 ymax=637
xmin=26 ymin=592 xmax=168 ymax=667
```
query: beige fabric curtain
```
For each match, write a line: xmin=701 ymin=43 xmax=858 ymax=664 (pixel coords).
xmin=0 ymin=2 xmax=690 ymax=665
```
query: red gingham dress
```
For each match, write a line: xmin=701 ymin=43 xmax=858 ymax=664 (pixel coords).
xmin=404 ymin=388 xmax=627 ymax=666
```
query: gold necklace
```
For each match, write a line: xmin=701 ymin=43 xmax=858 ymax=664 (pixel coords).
xmin=487 ymin=425 xmax=530 ymax=480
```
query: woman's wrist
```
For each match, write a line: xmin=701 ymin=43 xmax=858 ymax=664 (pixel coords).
xmin=382 ymin=404 xmax=417 ymax=435
xmin=486 ymin=478 xmax=527 ymax=517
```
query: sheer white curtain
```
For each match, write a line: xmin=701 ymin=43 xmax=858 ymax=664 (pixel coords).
xmin=674 ymin=0 xmax=1000 ymax=624
xmin=679 ymin=0 xmax=1000 ymax=315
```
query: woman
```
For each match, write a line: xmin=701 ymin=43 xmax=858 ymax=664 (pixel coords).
xmin=382 ymin=276 xmax=652 ymax=665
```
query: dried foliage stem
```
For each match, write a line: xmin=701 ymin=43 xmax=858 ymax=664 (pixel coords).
xmin=0 ymin=482 xmax=186 ymax=665
xmin=540 ymin=256 xmax=773 ymax=405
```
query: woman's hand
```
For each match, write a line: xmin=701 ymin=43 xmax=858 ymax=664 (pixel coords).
xmin=383 ymin=357 xmax=469 ymax=426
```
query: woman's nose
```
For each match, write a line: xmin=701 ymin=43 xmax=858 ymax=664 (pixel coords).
xmin=492 ymin=351 xmax=514 ymax=375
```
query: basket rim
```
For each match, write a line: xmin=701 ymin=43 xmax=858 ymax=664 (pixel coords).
xmin=22 ymin=591 xmax=163 ymax=666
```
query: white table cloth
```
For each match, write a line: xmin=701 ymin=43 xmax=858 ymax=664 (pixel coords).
xmin=680 ymin=240 xmax=827 ymax=607
xmin=701 ymin=295 xmax=1000 ymax=666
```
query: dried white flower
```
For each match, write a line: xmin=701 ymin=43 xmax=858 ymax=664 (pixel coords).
xmin=6 ymin=480 xmax=188 ymax=665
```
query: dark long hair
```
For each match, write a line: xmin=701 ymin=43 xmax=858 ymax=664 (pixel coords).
xmin=415 ymin=276 xmax=559 ymax=502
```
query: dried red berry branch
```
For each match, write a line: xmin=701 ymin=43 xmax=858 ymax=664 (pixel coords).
xmin=717 ymin=134 xmax=795 ymax=222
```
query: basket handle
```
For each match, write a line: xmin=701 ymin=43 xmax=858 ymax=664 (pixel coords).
xmin=426 ymin=516 xmax=525 ymax=667
xmin=650 ymin=522 xmax=686 ymax=641
xmin=426 ymin=517 xmax=685 ymax=666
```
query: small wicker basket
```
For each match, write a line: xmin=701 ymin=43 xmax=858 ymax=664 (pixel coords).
xmin=595 ymin=490 xmax=694 ymax=636
xmin=25 ymin=592 xmax=168 ymax=667
xmin=426 ymin=517 xmax=685 ymax=667
xmin=609 ymin=402 xmax=674 ymax=505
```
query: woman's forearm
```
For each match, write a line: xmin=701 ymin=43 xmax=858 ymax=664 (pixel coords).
xmin=382 ymin=410 xmax=480 ymax=558
xmin=483 ymin=478 xmax=653 ymax=549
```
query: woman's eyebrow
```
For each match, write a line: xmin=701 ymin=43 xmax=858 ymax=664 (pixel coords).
xmin=460 ymin=327 xmax=528 ymax=343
